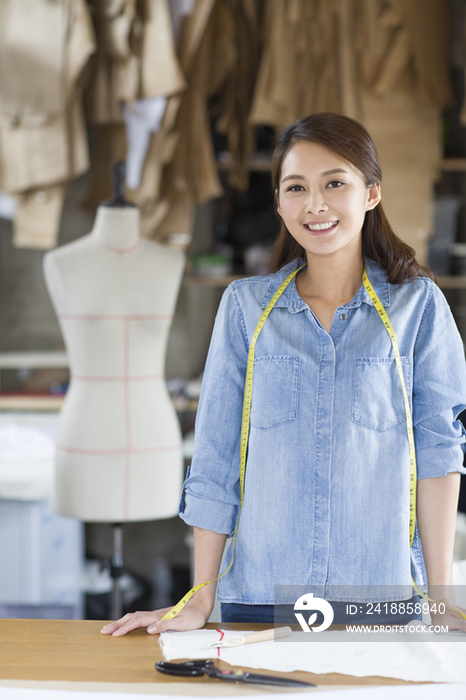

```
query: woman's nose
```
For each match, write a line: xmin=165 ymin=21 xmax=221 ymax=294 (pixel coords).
xmin=305 ymin=190 xmax=328 ymax=214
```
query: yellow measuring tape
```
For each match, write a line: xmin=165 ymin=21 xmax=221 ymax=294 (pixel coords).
xmin=361 ymin=269 xmax=417 ymax=549
xmin=161 ymin=263 xmax=465 ymax=622
xmin=363 ymin=269 xmax=466 ymax=621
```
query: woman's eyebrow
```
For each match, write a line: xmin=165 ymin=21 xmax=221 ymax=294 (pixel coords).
xmin=322 ymin=168 xmax=348 ymax=176
xmin=281 ymin=174 xmax=305 ymax=183
xmin=281 ymin=167 xmax=348 ymax=184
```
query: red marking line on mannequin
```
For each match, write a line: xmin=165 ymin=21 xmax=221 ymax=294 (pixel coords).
xmin=91 ymin=234 xmax=142 ymax=255
xmin=56 ymin=445 xmax=180 ymax=455
xmin=72 ymin=375 xmax=163 ymax=382
xmin=58 ymin=313 xmax=174 ymax=520
xmin=58 ymin=314 xmax=172 ymax=321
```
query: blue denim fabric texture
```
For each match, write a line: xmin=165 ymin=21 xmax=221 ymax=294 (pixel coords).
xmin=179 ymin=258 xmax=466 ymax=604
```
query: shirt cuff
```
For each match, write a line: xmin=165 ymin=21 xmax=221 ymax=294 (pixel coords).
xmin=415 ymin=443 xmax=466 ymax=479
xmin=179 ymin=490 xmax=238 ymax=536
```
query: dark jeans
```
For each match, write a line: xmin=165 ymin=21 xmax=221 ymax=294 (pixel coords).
xmin=221 ymin=595 xmax=421 ymax=625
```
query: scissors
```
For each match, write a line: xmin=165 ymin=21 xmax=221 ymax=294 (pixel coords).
xmin=155 ymin=659 xmax=314 ymax=687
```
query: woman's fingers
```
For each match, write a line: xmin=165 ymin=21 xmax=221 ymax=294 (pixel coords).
xmin=101 ymin=608 xmax=173 ymax=636
xmin=430 ymin=607 xmax=466 ymax=633
xmin=100 ymin=600 xmax=209 ymax=636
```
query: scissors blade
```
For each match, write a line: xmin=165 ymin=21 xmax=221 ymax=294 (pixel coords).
xmin=240 ymin=672 xmax=315 ymax=688
xmin=206 ymin=667 xmax=314 ymax=687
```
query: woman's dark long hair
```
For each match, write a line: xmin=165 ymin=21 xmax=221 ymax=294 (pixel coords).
xmin=269 ymin=112 xmax=435 ymax=284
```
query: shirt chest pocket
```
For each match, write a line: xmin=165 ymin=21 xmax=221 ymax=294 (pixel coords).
xmin=352 ymin=357 xmax=411 ymax=432
xmin=250 ymin=355 xmax=301 ymax=430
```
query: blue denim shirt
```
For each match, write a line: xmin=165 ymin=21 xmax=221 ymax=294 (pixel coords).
xmin=179 ymin=259 xmax=466 ymax=603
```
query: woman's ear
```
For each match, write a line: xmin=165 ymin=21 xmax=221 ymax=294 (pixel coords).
xmin=366 ymin=184 xmax=381 ymax=212
xmin=275 ymin=189 xmax=282 ymax=217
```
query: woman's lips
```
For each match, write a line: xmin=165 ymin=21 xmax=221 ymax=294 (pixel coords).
xmin=304 ymin=221 xmax=339 ymax=235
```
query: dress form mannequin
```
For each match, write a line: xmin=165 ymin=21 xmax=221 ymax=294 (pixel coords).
xmin=44 ymin=191 xmax=184 ymax=521
xmin=43 ymin=165 xmax=185 ymax=614
xmin=44 ymin=205 xmax=185 ymax=521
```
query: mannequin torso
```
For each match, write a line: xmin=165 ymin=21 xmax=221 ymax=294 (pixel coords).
xmin=43 ymin=207 xmax=185 ymax=522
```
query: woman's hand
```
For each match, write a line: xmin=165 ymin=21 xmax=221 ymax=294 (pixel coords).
xmin=102 ymin=528 xmax=226 ymax=637
xmin=100 ymin=596 xmax=212 ymax=637
xmin=430 ymin=601 xmax=466 ymax=634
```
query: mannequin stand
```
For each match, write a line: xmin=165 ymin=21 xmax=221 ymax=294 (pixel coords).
xmin=110 ymin=523 xmax=124 ymax=620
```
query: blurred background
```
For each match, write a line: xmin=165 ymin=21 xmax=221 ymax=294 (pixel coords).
xmin=1 ymin=0 xmax=466 ymax=621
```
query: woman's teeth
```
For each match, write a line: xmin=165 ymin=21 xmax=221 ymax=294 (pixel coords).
xmin=306 ymin=221 xmax=338 ymax=231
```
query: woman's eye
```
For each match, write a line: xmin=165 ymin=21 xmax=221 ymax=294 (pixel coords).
xmin=327 ymin=180 xmax=344 ymax=188
xmin=286 ymin=184 xmax=304 ymax=192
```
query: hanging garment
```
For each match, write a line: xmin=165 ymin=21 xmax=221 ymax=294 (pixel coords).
xmin=357 ymin=0 xmax=451 ymax=264
xmin=250 ymin=0 xmax=341 ymax=130
xmin=122 ymin=0 xmax=187 ymax=191
xmin=85 ymin=0 xmax=140 ymax=124
xmin=140 ymin=0 xmax=186 ymax=98
xmin=127 ymin=104 xmax=180 ymax=208
xmin=361 ymin=82 xmax=441 ymax=265
xmin=13 ymin=184 xmax=66 ymax=249
xmin=138 ymin=0 xmax=221 ymax=241
xmin=0 ymin=93 xmax=90 ymax=195
xmin=85 ymin=0 xmax=189 ymax=223
xmin=0 ymin=0 xmax=95 ymax=249
xmin=360 ymin=0 xmax=452 ymax=109
xmin=169 ymin=0 xmax=198 ymax=43
xmin=81 ymin=123 xmax=127 ymax=211
xmin=0 ymin=0 xmax=67 ymax=120
xmin=86 ymin=0 xmax=185 ymax=122
xmin=123 ymin=97 xmax=168 ymax=189
xmin=214 ymin=0 xmax=260 ymax=191
xmin=0 ymin=0 xmax=95 ymax=192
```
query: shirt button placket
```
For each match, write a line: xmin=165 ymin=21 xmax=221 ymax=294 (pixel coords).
xmin=312 ymin=333 xmax=335 ymax=586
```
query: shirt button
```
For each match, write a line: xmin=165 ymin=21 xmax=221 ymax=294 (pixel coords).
xmin=340 ymin=313 xmax=348 ymax=320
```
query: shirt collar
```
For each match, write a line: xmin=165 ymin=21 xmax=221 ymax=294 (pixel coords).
xmin=260 ymin=257 xmax=391 ymax=311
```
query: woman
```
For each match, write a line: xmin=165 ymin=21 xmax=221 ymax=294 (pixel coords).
xmin=102 ymin=113 xmax=466 ymax=636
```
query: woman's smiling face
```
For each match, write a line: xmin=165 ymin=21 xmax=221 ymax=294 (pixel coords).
xmin=276 ymin=141 xmax=381 ymax=261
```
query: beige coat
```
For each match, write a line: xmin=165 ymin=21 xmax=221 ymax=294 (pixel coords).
xmin=0 ymin=0 xmax=95 ymax=248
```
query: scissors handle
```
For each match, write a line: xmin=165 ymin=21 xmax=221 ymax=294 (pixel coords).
xmin=155 ymin=661 xmax=206 ymax=677
xmin=155 ymin=660 xmax=314 ymax=688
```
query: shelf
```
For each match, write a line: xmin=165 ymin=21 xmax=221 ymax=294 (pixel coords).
xmin=183 ymin=274 xmax=466 ymax=290
xmin=172 ymin=397 xmax=199 ymax=412
xmin=217 ymin=153 xmax=272 ymax=172
xmin=441 ymin=159 xmax=466 ymax=172
xmin=437 ymin=276 xmax=466 ymax=289
xmin=183 ymin=274 xmax=247 ymax=287
xmin=215 ymin=156 xmax=466 ymax=173
xmin=0 ymin=351 xmax=69 ymax=369
xmin=0 ymin=395 xmax=64 ymax=411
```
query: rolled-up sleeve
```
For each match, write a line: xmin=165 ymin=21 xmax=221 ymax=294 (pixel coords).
xmin=179 ymin=285 xmax=249 ymax=535
xmin=413 ymin=282 xmax=466 ymax=479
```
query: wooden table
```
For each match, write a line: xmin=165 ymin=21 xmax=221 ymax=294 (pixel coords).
xmin=0 ymin=619 xmax=419 ymax=691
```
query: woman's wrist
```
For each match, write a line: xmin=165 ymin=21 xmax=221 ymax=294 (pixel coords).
xmin=427 ymin=583 xmax=455 ymax=605
xmin=188 ymin=592 xmax=214 ymax=620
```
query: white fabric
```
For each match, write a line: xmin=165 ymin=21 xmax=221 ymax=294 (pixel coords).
xmin=168 ymin=0 xmax=197 ymax=43
xmin=123 ymin=96 xmax=167 ymax=189
xmin=453 ymin=559 xmax=466 ymax=586
xmin=455 ymin=514 xmax=466 ymax=561
xmin=0 ymin=190 xmax=16 ymax=219
xmin=0 ymin=413 xmax=58 ymax=501
xmin=159 ymin=628 xmax=466 ymax=684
